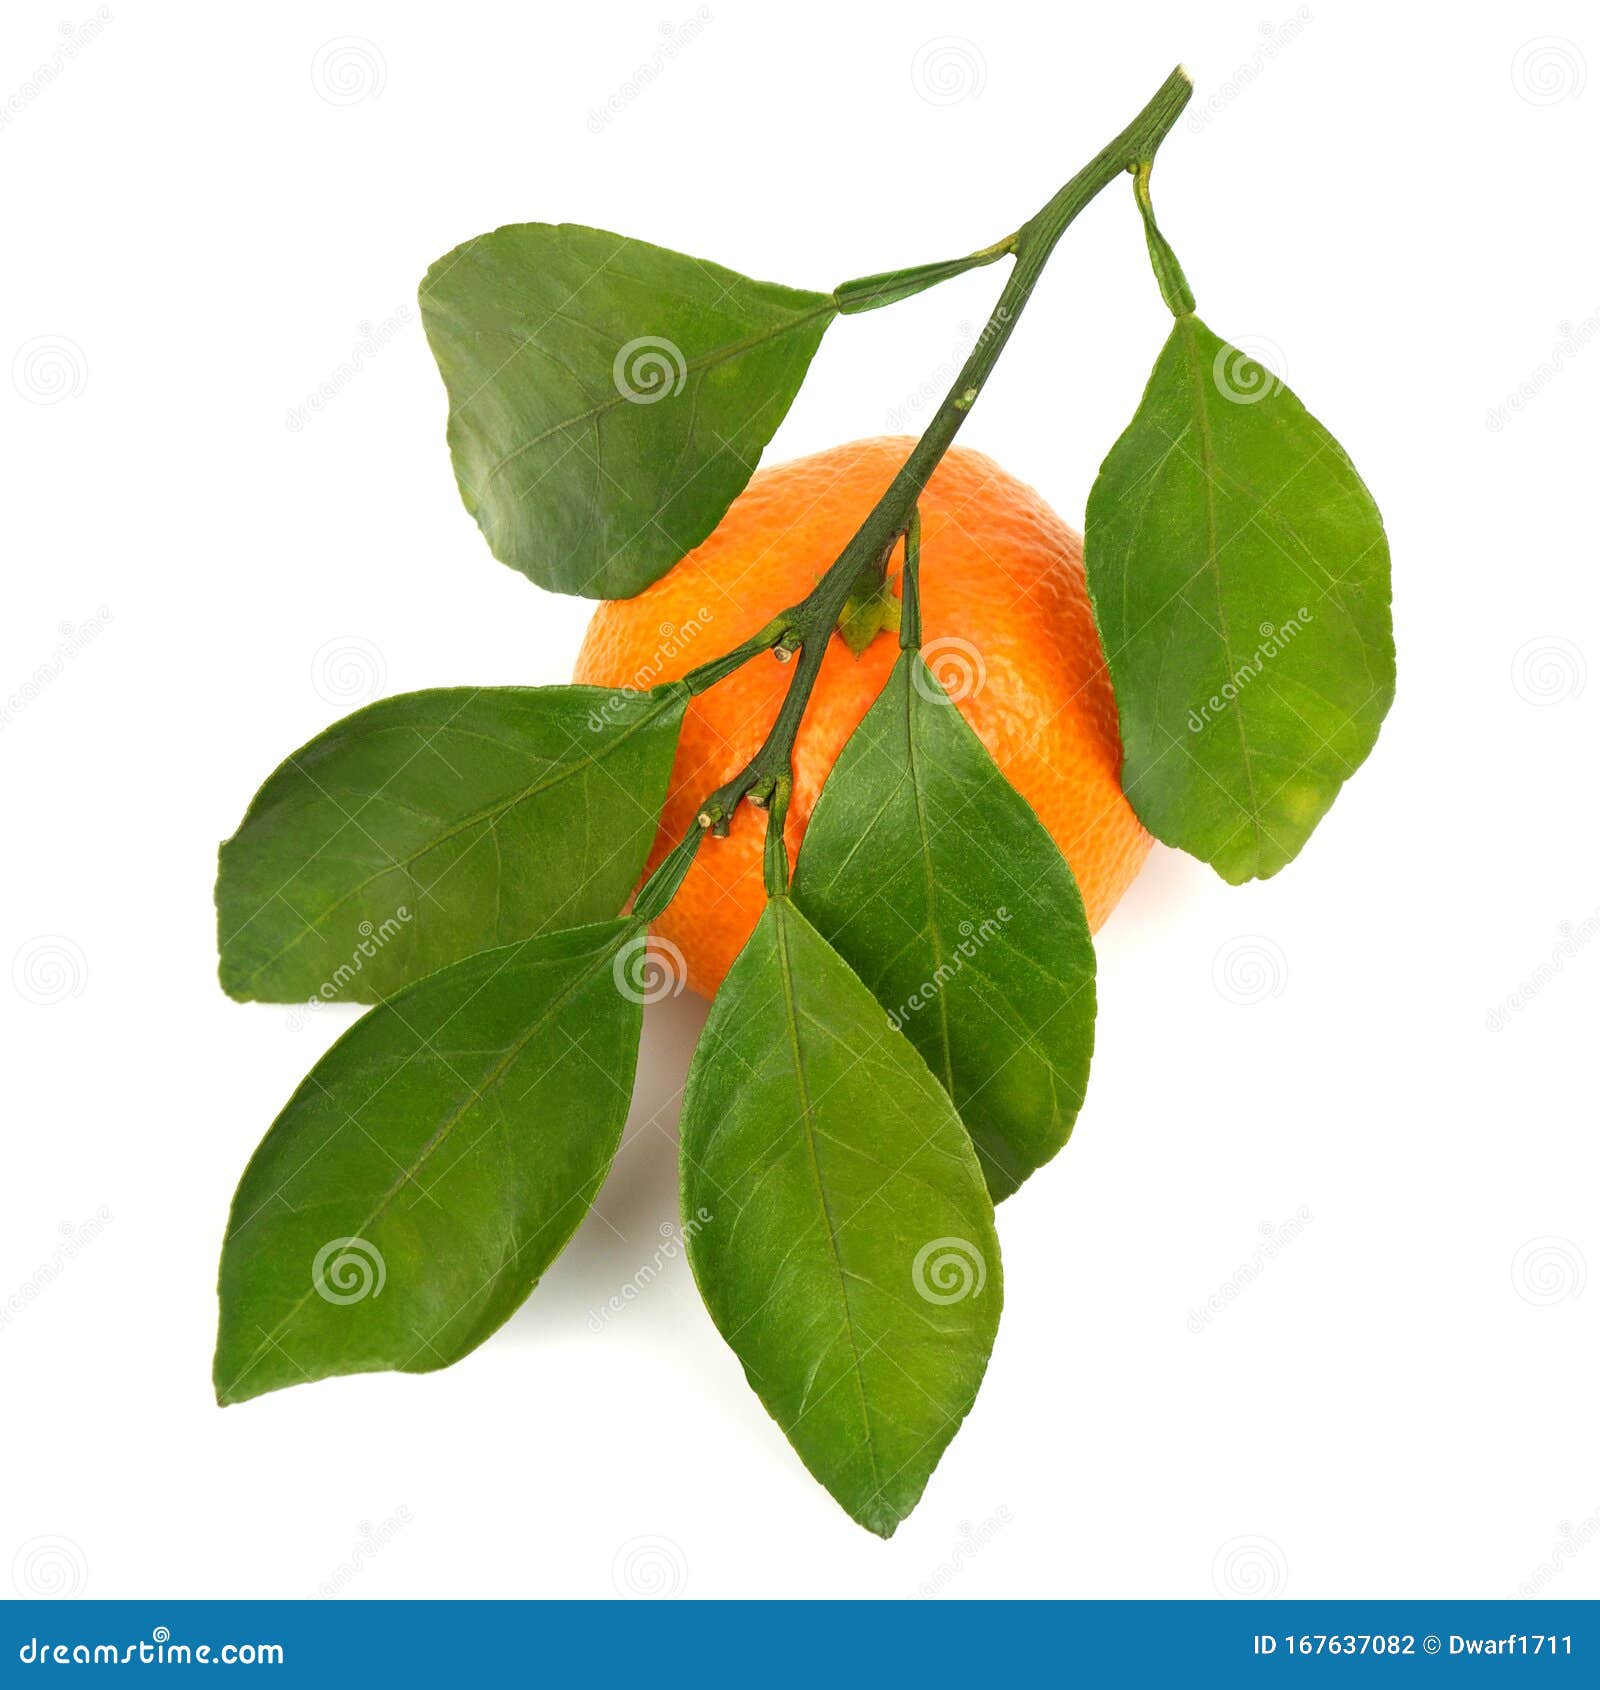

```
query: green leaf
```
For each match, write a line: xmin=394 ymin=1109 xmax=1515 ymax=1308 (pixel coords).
xmin=419 ymin=223 xmax=836 ymax=598
xmin=215 ymin=919 xmax=645 ymax=1405
xmin=680 ymin=897 xmax=1001 ymax=1537
xmin=217 ymin=684 xmax=684 ymax=1004
xmin=1085 ymin=314 xmax=1394 ymax=881
xmin=792 ymin=651 xmax=1096 ymax=1200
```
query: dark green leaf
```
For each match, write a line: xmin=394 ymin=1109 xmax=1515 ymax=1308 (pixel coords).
xmin=792 ymin=651 xmax=1096 ymax=1200
xmin=217 ymin=684 xmax=684 ymax=1004
xmin=1085 ymin=315 xmax=1394 ymax=881
xmin=420 ymin=224 xmax=836 ymax=598
xmin=215 ymin=919 xmax=645 ymax=1404
xmin=680 ymin=897 xmax=1001 ymax=1537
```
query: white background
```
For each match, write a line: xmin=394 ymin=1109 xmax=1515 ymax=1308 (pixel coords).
xmin=3 ymin=0 xmax=1596 ymax=1602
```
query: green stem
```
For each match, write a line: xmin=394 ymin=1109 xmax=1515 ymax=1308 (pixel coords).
xmin=898 ymin=508 xmax=923 ymax=652
xmin=833 ymin=235 xmax=1017 ymax=316
xmin=696 ymin=66 xmax=1192 ymax=832
xmin=762 ymin=776 xmax=793 ymax=897
xmin=680 ymin=613 xmax=795 ymax=695
xmin=631 ymin=826 xmax=703 ymax=924
xmin=656 ymin=66 xmax=1193 ymax=867
xmin=1132 ymin=159 xmax=1196 ymax=318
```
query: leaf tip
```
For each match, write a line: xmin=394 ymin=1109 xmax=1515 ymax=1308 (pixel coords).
xmin=212 ymin=1367 xmax=246 ymax=1409
xmin=855 ymin=1498 xmax=906 ymax=1540
xmin=213 ymin=1353 xmax=277 ymax=1409
xmin=213 ymin=1333 xmax=268 ymax=1408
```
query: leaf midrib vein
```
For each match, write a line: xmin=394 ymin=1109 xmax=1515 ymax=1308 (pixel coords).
xmin=772 ymin=901 xmax=887 ymax=1517
xmin=1180 ymin=316 xmax=1265 ymax=867
xmin=902 ymin=666 xmax=957 ymax=1095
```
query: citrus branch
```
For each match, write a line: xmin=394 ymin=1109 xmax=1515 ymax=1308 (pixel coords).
xmin=669 ymin=65 xmax=1193 ymax=870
